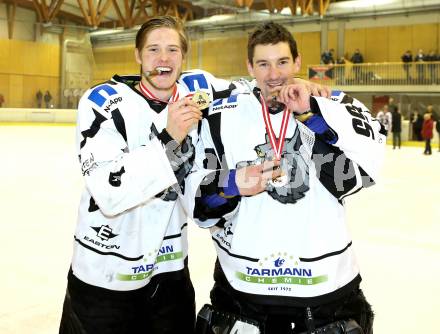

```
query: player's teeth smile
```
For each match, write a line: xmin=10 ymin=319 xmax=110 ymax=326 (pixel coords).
xmin=156 ymin=66 xmax=172 ymax=75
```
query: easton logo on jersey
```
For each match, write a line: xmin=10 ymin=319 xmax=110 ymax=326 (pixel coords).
xmin=91 ymin=225 xmax=118 ymax=241
xmin=236 ymin=130 xmax=310 ymax=204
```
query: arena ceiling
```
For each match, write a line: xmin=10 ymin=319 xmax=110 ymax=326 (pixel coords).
xmin=1 ymin=0 xmax=340 ymax=29
xmin=2 ymin=0 xmax=440 ymax=37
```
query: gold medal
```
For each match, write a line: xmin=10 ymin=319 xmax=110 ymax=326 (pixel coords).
xmin=268 ymin=92 xmax=285 ymax=110
xmin=269 ymin=169 xmax=288 ymax=188
xmin=191 ymin=90 xmax=210 ymax=110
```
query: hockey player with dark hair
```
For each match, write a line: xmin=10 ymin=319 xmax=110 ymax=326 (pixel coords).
xmin=184 ymin=22 xmax=386 ymax=334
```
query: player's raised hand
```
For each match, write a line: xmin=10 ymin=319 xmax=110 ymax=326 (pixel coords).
xmin=277 ymin=84 xmax=311 ymax=115
xmin=166 ymin=97 xmax=202 ymax=143
xmin=289 ymin=77 xmax=331 ymax=98
xmin=236 ymin=160 xmax=281 ymax=196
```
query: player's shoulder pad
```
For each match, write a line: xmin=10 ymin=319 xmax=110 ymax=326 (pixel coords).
xmin=330 ymin=90 xmax=357 ymax=105
xmin=329 ymin=90 xmax=346 ymax=103
xmin=81 ymin=77 xmax=125 ymax=113
xmin=180 ymin=68 xmax=213 ymax=78
xmin=230 ymin=78 xmax=255 ymax=94
xmin=179 ymin=69 xmax=230 ymax=94
xmin=329 ymin=89 xmax=370 ymax=114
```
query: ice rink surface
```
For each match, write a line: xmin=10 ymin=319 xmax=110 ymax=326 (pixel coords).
xmin=0 ymin=124 xmax=439 ymax=333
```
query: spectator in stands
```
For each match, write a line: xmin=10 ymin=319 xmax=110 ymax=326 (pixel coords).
xmin=36 ymin=90 xmax=43 ymax=108
xmin=0 ymin=93 xmax=4 ymax=107
xmin=401 ymin=50 xmax=413 ymax=81
xmin=391 ymin=107 xmax=402 ymax=149
xmin=350 ymin=49 xmax=364 ymax=82
xmin=422 ymin=111 xmax=434 ymax=155
xmin=321 ymin=48 xmax=335 ymax=64
xmin=44 ymin=90 xmax=52 ymax=108
xmin=376 ymin=105 xmax=392 ymax=136
xmin=426 ymin=50 xmax=438 ymax=84
xmin=351 ymin=49 xmax=364 ymax=64
xmin=336 ymin=56 xmax=346 ymax=84
xmin=415 ymin=49 xmax=425 ymax=83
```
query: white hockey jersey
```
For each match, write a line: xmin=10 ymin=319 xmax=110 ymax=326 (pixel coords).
xmin=72 ymin=70 xmax=230 ymax=291
xmin=376 ymin=110 xmax=392 ymax=133
xmin=184 ymin=89 xmax=386 ymax=305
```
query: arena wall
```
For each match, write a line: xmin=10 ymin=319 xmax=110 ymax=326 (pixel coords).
xmin=0 ymin=108 xmax=76 ymax=123
xmin=1 ymin=107 xmax=438 ymax=146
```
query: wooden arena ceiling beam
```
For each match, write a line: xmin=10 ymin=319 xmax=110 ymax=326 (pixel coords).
xmin=235 ymin=0 xmax=254 ymax=8
xmin=287 ymin=0 xmax=298 ymax=15
xmin=76 ymin=0 xmax=91 ymax=25
xmin=300 ymin=0 xmax=313 ymax=15
xmin=157 ymin=0 xmax=193 ymax=23
xmin=259 ymin=0 xmax=299 ymax=14
xmin=123 ymin=0 xmax=136 ymax=27
xmin=32 ymin=0 xmax=65 ymax=23
xmin=2 ymin=0 xmax=85 ymax=25
xmin=51 ymin=9 xmax=85 ymax=25
xmin=110 ymin=0 xmax=126 ymax=27
xmin=176 ymin=1 xmax=193 ymax=22
xmin=250 ymin=0 xmax=331 ymax=16
xmin=262 ymin=0 xmax=274 ymax=13
xmin=158 ymin=0 xmax=178 ymax=19
xmin=3 ymin=0 xmax=175 ymax=30
xmin=2 ymin=0 xmax=331 ymax=31
xmin=48 ymin=0 xmax=64 ymax=20
xmin=110 ymin=0 xmax=194 ymax=29
xmin=6 ymin=1 xmax=17 ymax=39
xmin=112 ymin=0 xmax=160 ymax=29
xmin=132 ymin=0 xmax=158 ymax=26
xmin=76 ymin=0 xmax=112 ymax=27
xmin=317 ymin=0 xmax=331 ymax=16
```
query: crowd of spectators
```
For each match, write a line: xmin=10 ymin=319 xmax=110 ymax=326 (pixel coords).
xmin=409 ymin=104 xmax=440 ymax=154
xmin=318 ymin=47 xmax=439 ymax=84
xmin=376 ymin=99 xmax=440 ymax=151
xmin=36 ymin=90 xmax=53 ymax=108
xmin=320 ymin=49 xmax=366 ymax=83
xmin=402 ymin=49 xmax=439 ymax=84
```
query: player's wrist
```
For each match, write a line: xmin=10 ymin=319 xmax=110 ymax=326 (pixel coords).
xmin=164 ymin=127 xmax=184 ymax=144
xmin=220 ymin=169 xmax=240 ymax=198
xmin=159 ymin=128 xmax=182 ymax=146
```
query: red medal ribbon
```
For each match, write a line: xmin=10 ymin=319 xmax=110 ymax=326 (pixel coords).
xmin=260 ymin=94 xmax=290 ymax=160
xmin=139 ymin=81 xmax=179 ymax=104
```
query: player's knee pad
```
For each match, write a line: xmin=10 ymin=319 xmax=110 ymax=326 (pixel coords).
xmin=299 ymin=319 xmax=364 ymax=334
xmin=195 ymin=304 xmax=261 ymax=334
